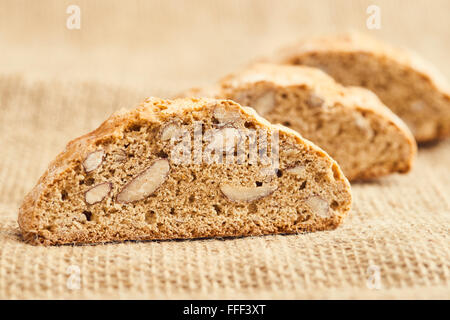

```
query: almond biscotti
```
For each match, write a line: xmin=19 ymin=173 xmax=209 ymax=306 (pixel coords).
xmin=18 ymin=97 xmax=352 ymax=245
xmin=182 ymin=63 xmax=416 ymax=181
xmin=269 ymin=32 xmax=450 ymax=142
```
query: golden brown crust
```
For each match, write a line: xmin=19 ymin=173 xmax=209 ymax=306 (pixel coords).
xmin=267 ymin=32 xmax=450 ymax=142
xmin=18 ymin=97 xmax=352 ymax=245
xmin=270 ymin=32 xmax=450 ymax=94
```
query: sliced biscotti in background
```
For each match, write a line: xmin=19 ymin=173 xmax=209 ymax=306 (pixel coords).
xmin=182 ymin=63 xmax=417 ymax=181
xmin=269 ymin=32 xmax=450 ymax=142
xmin=18 ymin=97 xmax=352 ymax=245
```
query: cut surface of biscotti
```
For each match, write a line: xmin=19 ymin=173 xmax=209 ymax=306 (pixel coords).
xmin=182 ymin=63 xmax=417 ymax=181
xmin=269 ymin=32 xmax=450 ymax=142
xmin=18 ymin=97 xmax=352 ymax=245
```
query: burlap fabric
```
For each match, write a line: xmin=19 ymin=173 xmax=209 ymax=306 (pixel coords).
xmin=0 ymin=0 xmax=449 ymax=299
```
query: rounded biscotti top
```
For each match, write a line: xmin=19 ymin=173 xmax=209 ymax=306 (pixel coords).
xmin=19 ymin=97 xmax=351 ymax=236
xmin=221 ymin=63 xmax=338 ymax=89
xmin=271 ymin=31 xmax=450 ymax=96
xmin=219 ymin=63 xmax=415 ymax=140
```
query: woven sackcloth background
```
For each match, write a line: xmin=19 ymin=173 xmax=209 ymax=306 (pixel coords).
xmin=0 ymin=0 xmax=449 ymax=299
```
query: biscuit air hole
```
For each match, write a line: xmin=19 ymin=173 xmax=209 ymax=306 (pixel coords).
xmin=85 ymin=177 xmax=95 ymax=186
xmin=331 ymin=200 xmax=339 ymax=210
xmin=276 ymin=170 xmax=283 ymax=178
xmin=82 ymin=211 xmax=92 ymax=221
xmin=300 ymin=180 xmax=307 ymax=190
xmin=95 ymin=137 xmax=113 ymax=146
xmin=314 ymin=174 xmax=322 ymax=183
xmin=145 ymin=210 xmax=156 ymax=224
xmin=170 ymin=208 xmax=175 ymax=215
xmin=248 ymin=203 xmax=258 ymax=214
xmin=156 ymin=150 xmax=168 ymax=158
xmin=244 ymin=121 xmax=256 ymax=129
xmin=129 ymin=124 xmax=142 ymax=132
xmin=189 ymin=195 xmax=195 ymax=203
xmin=316 ymin=120 xmax=323 ymax=130
xmin=61 ymin=190 xmax=68 ymax=201
xmin=298 ymin=213 xmax=311 ymax=224
xmin=255 ymin=181 xmax=263 ymax=187
xmin=213 ymin=204 xmax=222 ymax=214
xmin=295 ymin=209 xmax=310 ymax=224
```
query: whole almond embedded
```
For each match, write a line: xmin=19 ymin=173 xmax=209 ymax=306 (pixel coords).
xmin=116 ymin=159 xmax=170 ymax=203
xmin=83 ymin=150 xmax=104 ymax=173
xmin=305 ymin=196 xmax=330 ymax=218
xmin=253 ymin=91 xmax=275 ymax=115
xmin=213 ymin=107 xmax=241 ymax=125
xmin=220 ymin=183 xmax=277 ymax=202
xmin=85 ymin=182 xmax=111 ymax=205
xmin=353 ymin=113 xmax=374 ymax=139
xmin=284 ymin=149 xmax=299 ymax=158
xmin=287 ymin=165 xmax=306 ymax=176
xmin=161 ymin=123 xmax=182 ymax=141
xmin=306 ymin=93 xmax=324 ymax=108
xmin=207 ymin=127 xmax=242 ymax=153
xmin=260 ymin=165 xmax=277 ymax=177
xmin=114 ymin=150 xmax=128 ymax=163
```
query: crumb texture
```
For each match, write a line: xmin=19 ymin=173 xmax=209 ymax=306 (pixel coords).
xmin=18 ymin=97 xmax=352 ymax=245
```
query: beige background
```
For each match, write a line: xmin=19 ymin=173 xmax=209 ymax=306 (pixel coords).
xmin=0 ymin=0 xmax=449 ymax=299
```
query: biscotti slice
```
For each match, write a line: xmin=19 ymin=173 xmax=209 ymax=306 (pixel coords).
xmin=182 ymin=63 xmax=416 ymax=181
xmin=268 ymin=32 xmax=450 ymax=142
xmin=18 ymin=97 xmax=352 ymax=245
